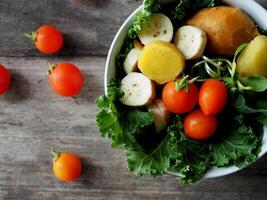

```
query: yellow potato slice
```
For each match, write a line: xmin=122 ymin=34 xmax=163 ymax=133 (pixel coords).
xmin=138 ymin=40 xmax=185 ymax=84
xmin=237 ymin=35 xmax=267 ymax=77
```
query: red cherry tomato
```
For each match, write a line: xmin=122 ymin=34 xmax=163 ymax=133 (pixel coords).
xmin=0 ymin=64 xmax=11 ymax=95
xmin=184 ymin=109 xmax=217 ymax=140
xmin=52 ymin=150 xmax=82 ymax=182
xmin=27 ymin=25 xmax=63 ymax=54
xmin=199 ymin=79 xmax=228 ymax=115
xmin=162 ymin=80 xmax=199 ymax=114
xmin=49 ymin=63 xmax=84 ymax=97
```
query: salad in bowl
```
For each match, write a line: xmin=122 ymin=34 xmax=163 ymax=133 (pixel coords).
xmin=96 ymin=0 xmax=267 ymax=184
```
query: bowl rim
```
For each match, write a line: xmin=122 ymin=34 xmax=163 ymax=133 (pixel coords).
xmin=104 ymin=0 xmax=267 ymax=179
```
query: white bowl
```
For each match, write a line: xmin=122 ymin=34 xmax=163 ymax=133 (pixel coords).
xmin=104 ymin=0 xmax=267 ymax=179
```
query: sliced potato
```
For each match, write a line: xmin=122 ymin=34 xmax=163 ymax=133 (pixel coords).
xmin=138 ymin=40 xmax=185 ymax=84
xmin=237 ymin=35 xmax=267 ymax=77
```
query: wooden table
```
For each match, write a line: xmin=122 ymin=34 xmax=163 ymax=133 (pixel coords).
xmin=0 ymin=1 xmax=267 ymax=199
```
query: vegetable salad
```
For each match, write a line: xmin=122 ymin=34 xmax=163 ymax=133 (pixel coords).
xmin=96 ymin=0 xmax=267 ymax=184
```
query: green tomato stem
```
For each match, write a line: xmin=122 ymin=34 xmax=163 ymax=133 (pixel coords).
xmin=51 ymin=148 xmax=60 ymax=162
xmin=25 ymin=31 xmax=37 ymax=43
xmin=48 ymin=63 xmax=56 ymax=75
xmin=174 ymin=75 xmax=189 ymax=91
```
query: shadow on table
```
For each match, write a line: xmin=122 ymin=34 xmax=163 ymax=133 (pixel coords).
xmin=80 ymin=156 xmax=105 ymax=186
xmin=72 ymin=69 xmax=104 ymax=104
xmin=95 ymin=0 xmax=110 ymax=8
xmin=57 ymin=34 xmax=78 ymax=57
xmin=236 ymin=154 xmax=267 ymax=176
xmin=2 ymin=70 xmax=31 ymax=102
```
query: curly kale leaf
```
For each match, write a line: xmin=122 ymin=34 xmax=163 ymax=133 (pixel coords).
xmin=96 ymin=81 xmax=154 ymax=148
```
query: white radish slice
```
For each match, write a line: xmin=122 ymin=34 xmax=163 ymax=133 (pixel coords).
xmin=120 ymin=72 xmax=156 ymax=107
xmin=148 ymin=99 xmax=171 ymax=133
xmin=174 ymin=25 xmax=207 ymax=60
xmin=123 ymin=48 xmax=142 ymax=74
xmin=138 ymin=13 xmax=174 ymax=45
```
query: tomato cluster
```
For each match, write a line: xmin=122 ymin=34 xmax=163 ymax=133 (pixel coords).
xmin=162 ymin=78 xmax=228 ymax=140
xmin=0 ymin=25 xmax=85 ymax=182
xmin=1 ymin=25 xmax=84 ymax=98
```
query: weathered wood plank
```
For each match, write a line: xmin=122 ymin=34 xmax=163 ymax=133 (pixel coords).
xmin=0 ymin=1 xmax=267 ymax=200
xmin=0 ymin=0 xmax=266 ymax=57
xmin=0 ymin=57 xmax=267 ymax=200
xmin=0 ymin=0 xmax=140 ymax=57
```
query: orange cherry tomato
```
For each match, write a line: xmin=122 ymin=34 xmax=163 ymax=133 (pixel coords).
xmin=0 ymin=64 xmax=11 ymax=95
xmin=49 ymin=63 xmax=84 ymax=97
xmin=162 ymin=80 xmax=199 ymax=114
xmin=199 ymin=79 xmax=228 ymax=116
xmin=27 ymin=25 xmax=63 ymax=54
xmin=52 ymin=151 xmax=82 ymax=182
xmin=184 ymin=109 xmax=217 ymax=140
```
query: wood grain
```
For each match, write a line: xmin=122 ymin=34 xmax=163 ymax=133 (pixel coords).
xmin=0 ymin=0 xmax=140 ymax=57
xmin=1 ymin=56 xmax=267 ymax=200
xmin=0 ymin=0 xmax=267 ymax=200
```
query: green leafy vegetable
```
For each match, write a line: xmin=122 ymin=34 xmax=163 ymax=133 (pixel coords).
xmin=260 ymin=28 xmax=267 ymax=36
xmin=167 ymin=118 xmax=210 ymax=184
xmin=241 ymin=76 xmax=267 ymax=92
xmin=96 ymin=81 xmax=154 ymax=147
xmin=230 ymin=43 xmax=248 ymax=78
xmin=144 ymin=0 xmax=161 ymax=13
xmin=210 ymin=115 xmax=262 ymax=168
xmin=164 ymin=112 xmax=263 ymax=184
xmin=254 ymin=96 xmax=267 ymax=125
xmin=233 ymin=94 xmax=267 ymax=114
xmin=126 ymin=134 xmax=171 ymax=176
xmin=128 ymin=12 xmax=150 ymax=40
xmin=174 ymin=141 xmax=210 ymax=184
xmin=95 ymin=82 xmax=123 ymax=141
xmin=255 ymin=97 xmax=267 ymax=112
xmin=257 ymin=114 xmax=267 ymax=126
